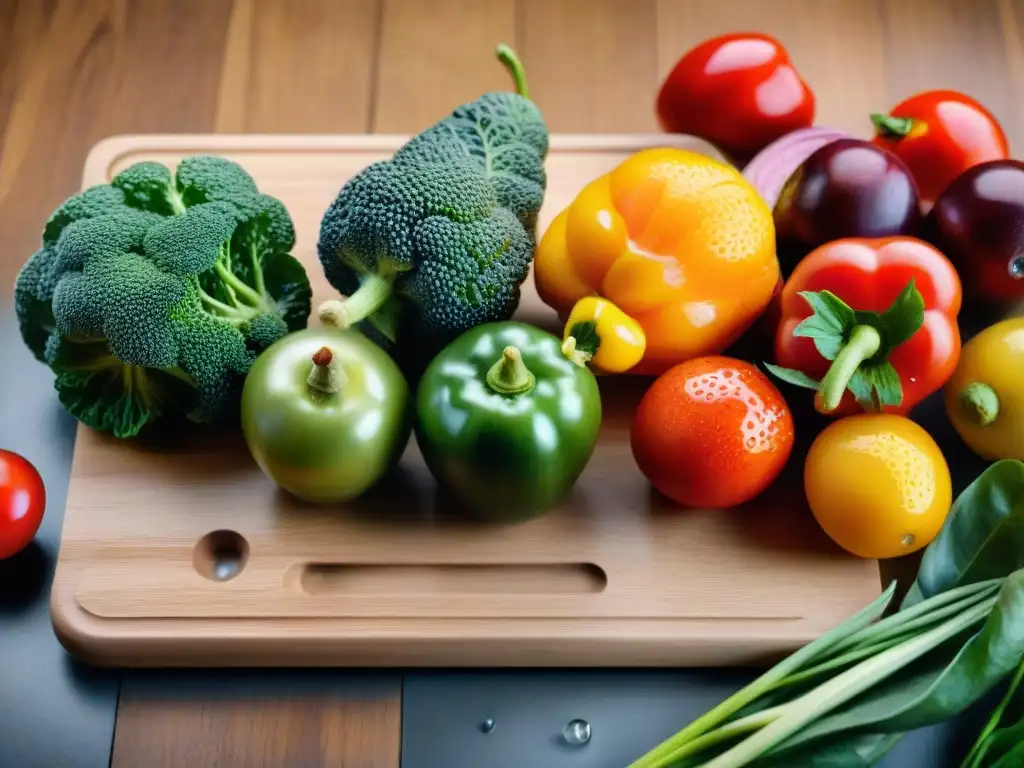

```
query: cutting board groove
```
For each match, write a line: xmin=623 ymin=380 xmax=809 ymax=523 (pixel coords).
xmin=49 ymin=133 xmax=881 ymax=668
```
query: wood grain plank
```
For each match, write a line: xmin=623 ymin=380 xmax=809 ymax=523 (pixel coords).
xmin=111 ymin=674 xmax=402 ymax=768
xmin=655 ymin=0 xmax=888 ymax=138
xmin=518 ymin=0 xmax=658 ymax=132
xmin=878 ymin=0 xmax=1015 ymax=144
xmin=215 ymin=0 xmax=380 ymax=133
xmin=996 ymin=0 xmax=1024 ymax=148
xmin=0 ymin=0 xmax=233 ymax=292
xmin=373 ymin=0 xmax=516 ymax=133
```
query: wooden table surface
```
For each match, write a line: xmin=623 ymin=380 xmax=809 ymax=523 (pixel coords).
xmin=2 ymin=1 xmax=1023 ymax=765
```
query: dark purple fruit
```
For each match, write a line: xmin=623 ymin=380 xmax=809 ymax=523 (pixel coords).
xmin=925 ymin=159 xmax=1024 ymax=303
xmin=773 ymin=138 xmax=922 ymax=274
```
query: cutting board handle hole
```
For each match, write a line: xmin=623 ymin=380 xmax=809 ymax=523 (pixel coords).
xmin=289 ymin=562 xmax=608 ymax=596
xmin=193 ymin=530 xmax=249 ymax=582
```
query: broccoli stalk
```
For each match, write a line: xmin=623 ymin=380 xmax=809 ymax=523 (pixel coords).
xmin=13 ymin=155 xmax=312 ymax=438
xmin=315 ymin=43 xmax=548 ymax=376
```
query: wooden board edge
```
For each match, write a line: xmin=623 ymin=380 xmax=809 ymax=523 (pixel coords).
xmin=79 ymin=132 xmax=726 ymax=188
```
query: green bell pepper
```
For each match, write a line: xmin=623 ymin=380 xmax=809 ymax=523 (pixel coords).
xmin=415 ymin=321 xmax=602 ymax=521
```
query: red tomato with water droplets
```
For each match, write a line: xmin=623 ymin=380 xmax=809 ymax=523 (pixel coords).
xmin=630 ymin=357 xmax=795 ymax=509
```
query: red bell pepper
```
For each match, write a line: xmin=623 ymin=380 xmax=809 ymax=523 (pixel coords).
xmin=766 ymin=237 xmax=962 ymax=416
xmin=657 ymin=32 xmax=815 ymax=163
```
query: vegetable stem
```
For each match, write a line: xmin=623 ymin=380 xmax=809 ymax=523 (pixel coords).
xmin=657 ymin=707 xmax=786 ymax=766
xmin=166 ymin=187 xmax=187 ymax=215
xmin=628 ymin=583 xmax=897 ymax=768
xmin=199 ymin=286 xmax=248 ymax=318
xmin=817 ymin=324 xmax=882 ymax=413
xmin=307 ymin=346 xmax=345 ymax=395
xmin=214 ymin=261 xmax=264 ymax=308
xmin=962 ymin=659 xmax=1024 ymax=768
xmin=871 ymin=113 xmax=916 ymax=137
xmin=250 ymin=243 xmax=266 ymax=296
xmin=960 ymin=382 xmax=1001 ymax=427
xmin=827 ymin=578 xmax=1003 ymax=659
xmin=318 ymin=273 xmax=394 ymax=329
xmin=496 ymin=43 xmax=530 ymax=99
xmin=700 ymin=595 xmax=999 ymax=768
xmin=485 ymin=346 xmax=536 ymax=395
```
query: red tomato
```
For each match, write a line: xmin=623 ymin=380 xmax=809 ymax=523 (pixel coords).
xmin=657 ymin=33 xmax=815 ymax=163
xmin=871 ymin=90 xmax=1009 ymax=206
xmin=0 ymin=449 xmax=45 ymax=560
xmin=630 ymin=357 xmax=795 ymax=509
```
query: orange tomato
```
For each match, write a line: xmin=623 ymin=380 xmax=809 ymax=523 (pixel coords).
xmin=804 ymin=414 xmax=952 ymax=559
xmin=630 ymin=357 xmax=795 ymax=509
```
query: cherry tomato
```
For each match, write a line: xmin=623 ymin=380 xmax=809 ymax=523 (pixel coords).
xmin=871 ymin=90 xmax=1009 ymax=206
xmin=657 ymin=33 xmax=815 ymax=163
xmin=804 ymin=414 xmax=952 ymax=559
xmin=0 ymin=449 xmax=46 ymax=560
xmin=630 ymin=357 xmax=795 ymax=509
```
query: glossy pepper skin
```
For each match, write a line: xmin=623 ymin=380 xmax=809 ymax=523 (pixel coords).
xmin=414 ymin=321 xmax=601 ymax=522
xmin=240 ymin=328 xmax=413 ymax=504
xmin=871 ymin=90 xmax=1009 ymax=207
xmin=656 ymin=33 xmax=815 ymax=162
xmin=768 ymin=237 xmax=962 ymax=416
xmin=534 ymin=147 xmax=779 ymax=376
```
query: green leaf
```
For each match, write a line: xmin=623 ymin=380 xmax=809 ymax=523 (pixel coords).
xmin=765 ymin=571 xmax=1024 ymax=757
xmin=985 ymin=719 xmax=1024 ymax=767
xmin=871 ymin=113 xmax=916 ymax=137
xmin=864 ymin=362 xmax=904 ymax=408
xmin=262 ymin=251 xmax=313 ymax=332
xmin=751 ymin=732 xmax=902 ymax=767
xmin=792 ymin=316 xmax=845 ymax=361
xmin=628 ymin=584 xmax=897 ymax=768
xmin=903 ymin=461 xmax=1024 ymax=609
xmin=846 ymin=369 xmax=877 ymax=410
xmin=880 ymin=279 xmax=926 ymax=349
xmin=47 ymin=334 xmax=201 ymax=438
xmin=763 ymin=363 xmax=821 ymax=390
xmin=798 ymin=290 xmax=856 ymax=334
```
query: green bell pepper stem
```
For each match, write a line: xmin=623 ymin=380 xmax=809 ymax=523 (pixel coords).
xmin=306 ymin=346 xmax=346 ymax=395
xmin=817 ymin=325 xmax=882 ymax=412
xmin=486 ymin=346 xmax=536 ymax=395
xmin=960 ymin=382 xmax=1000 ymax=427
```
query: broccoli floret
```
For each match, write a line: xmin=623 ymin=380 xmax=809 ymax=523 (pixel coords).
xmin=316 ymin=44 xmax=548 ymax=377
xmin=12 ymin=156 xmax=312 ymax=438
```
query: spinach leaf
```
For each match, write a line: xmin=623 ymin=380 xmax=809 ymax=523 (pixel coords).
xmin=761 ymin=571 xmax=1024 ymax=757
xmin=751 ymin=732 xmax=902 ymax=767
xmin=990 ymin=737 xmax=1024 ymax=768
xmin=904 ymin=461 xmax=1024 ymax=609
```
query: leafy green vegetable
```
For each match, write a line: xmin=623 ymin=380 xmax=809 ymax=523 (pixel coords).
xmin=628 ymin=461 xmax=1024 ymax=768
xmin=904 ymin=460 xmax=1024 ymax=609
xmin=763 ymin=571 xmax=1024 ymax=761
xmin=962 ymin=660 xmax=1024 ymax=768
xmin=13 ymin=156 xmax=311 ymax=438
xmin=316 ymin=43 xmax=548 ymax=377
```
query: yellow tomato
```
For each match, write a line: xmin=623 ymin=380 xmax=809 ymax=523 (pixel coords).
xmin=804 ymin=414 xmax=952 ymax=559
xmin=945 ymin=316 xmax=1024 ymax=461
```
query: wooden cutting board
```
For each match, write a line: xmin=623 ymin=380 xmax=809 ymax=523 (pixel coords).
xmin=48 ymin=133 xmax=882 ymax=668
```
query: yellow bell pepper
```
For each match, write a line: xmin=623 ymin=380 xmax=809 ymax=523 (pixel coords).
xmin=560 ymin=296 xmax=646 ymax=373
xmin=534 ymin=147 xmax=779 ymax=375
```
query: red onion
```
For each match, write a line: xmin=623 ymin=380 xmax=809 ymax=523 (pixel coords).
xmin=743 ymin=127 xmax=850 ymax=208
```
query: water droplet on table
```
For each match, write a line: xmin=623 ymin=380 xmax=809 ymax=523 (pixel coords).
xmin=562 ymin=718 xmax=591 ymax=745
xmin=480 ymin=717 xmax=496 ymax=734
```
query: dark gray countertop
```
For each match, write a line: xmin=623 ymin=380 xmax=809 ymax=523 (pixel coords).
xmin=0 ymin=303 xmax=1004 ymax=768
